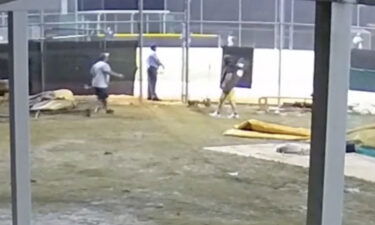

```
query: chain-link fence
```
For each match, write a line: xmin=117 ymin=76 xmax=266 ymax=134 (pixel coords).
xmin=0 ymin=0 xmax=374 ymax=102
xmin=0 ymin=0 xmax=374 ymax=47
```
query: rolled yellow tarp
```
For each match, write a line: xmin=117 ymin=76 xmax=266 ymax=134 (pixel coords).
xmin=30 ymin=100 xmax=75 ymax=111
xmin=225 ymin=119 xmax=375 ymax=146
xmin=53 ymin=89 xmax=75 ymax=101
xmin=29 ymin=89 xmax=76 ymax=111
xmin=224 ymin=129 xmax=310 ymax=140
xmin=224 ymin=119 xmax=310 ymax=140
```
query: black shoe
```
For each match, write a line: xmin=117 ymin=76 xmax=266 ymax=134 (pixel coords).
xmin=85 ymin=109 xmax=92 ymax=117
xmin=152 ymin=97 xmax=161 ymax=101
xmin=106 ymin=109 xmax=114 ymax=114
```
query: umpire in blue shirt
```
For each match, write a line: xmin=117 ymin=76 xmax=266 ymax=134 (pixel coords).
xmin=147 ymin=44 xmax=164 ymax=101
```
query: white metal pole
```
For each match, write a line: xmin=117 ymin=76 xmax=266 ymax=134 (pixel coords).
xmin=356 ymin=5 xmax=361 ymax=28
xmin=277 ymin=0 xmax=284 ymax=108
xmin=274 ymin=0 xmax=278 ymax=49
xmin=40 ymin=10 xmax=46 ymax=92
xmin=131 ymin=13 xmax=134 ymax=33
xmin=8 ymin=10 xmax=32 ymax=225
xmin=181 ymin=27 xmax=186 ymax=102
xmin=163 ymin=0 xmax=166 ymax=33
xmin=238 ymin=0 xmax=242 ymax=47
xmin=162 ymin=14 xmax=166 ymax=33
xmin=323 ymin=3 xmax=352 ymax=223
xmin=139 ymin=0 xmax=144 ymax=102
xmin=114 ymin=14 xmax=118 ymax=33
xmin=75 ymin=0 xmax=78 ymax=16
xmin=289 ymin=0 xmax=295 ymax=49
xmin=200 ymin=0 xmax=203 ymax=34
xmin=60 ymin=0 xmax=68 ymax=15
xmin=146 ymin=14 xmax=149 ymax=33
xmin=96 ymin=13 xmax=101 ymax=35
xmin=307 ymin=1 xmax=353 ymax=225
xmin=184 ymin=0 xmax=191 ymax=103
xmin=74 ymin=0 xmax=79 ymax=36
xmin=1 ymin=13 xmax=5 ymax=27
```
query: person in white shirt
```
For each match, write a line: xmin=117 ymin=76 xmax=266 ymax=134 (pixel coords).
xmin=147 ymin=44 xmax=164 ymax=101
xmin=105 ymin=26 xmax=114 ymax=39
xmin=227 ymin=34 xmax=235 ymax=46
xmin=353 ymin=32 xmax=364 ymax=49
xmin=90 ymin=53 xmax=123 ymax=114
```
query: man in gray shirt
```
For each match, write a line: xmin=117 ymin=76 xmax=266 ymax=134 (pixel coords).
xmin=147 ymin=44 xmax=164 ymax=101
xmin=210 ymin=55 xmax=245 ymax=119
xmin=91 ymin=53 xmax=123 ymax=114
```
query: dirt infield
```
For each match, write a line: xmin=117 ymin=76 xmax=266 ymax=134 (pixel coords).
xmin=0 ymin=101 xmax=375 ymax=224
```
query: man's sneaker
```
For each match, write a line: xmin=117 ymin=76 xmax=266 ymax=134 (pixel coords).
xmin=152 ymin=97 xmax=161 ymax=101
xmin=106 ymin=109 xmax=114 ymax=114
xmin=228 ymin=113 xmax=240 ymax=119
xmin=209 ymin=111 xmax=221 ymax=118
xmin=94 ymin=106 xmax=100 ymax=113
xmin=85 ymin=109 xmax=92 ymax=117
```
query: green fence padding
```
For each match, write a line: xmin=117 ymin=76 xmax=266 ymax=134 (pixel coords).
xmin=350 ymin=68 xmax=375 ymax=92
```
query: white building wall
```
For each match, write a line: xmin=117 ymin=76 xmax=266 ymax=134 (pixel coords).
xmin=134 ymin=47 xmax=375 ymax=105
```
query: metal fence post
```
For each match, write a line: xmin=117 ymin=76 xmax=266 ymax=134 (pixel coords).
xmin=8 ymin=10 xmax=32 ymax=225
xmin=184 ymin=0 xmax=191 ymax=103
xmin=138 ymin=0 xmax=144 ymax=102
xmin=39 ymin=10 xmax=46 ymax=92
xmin=181 ymin=22 xmax=186 ymax=102
xmin=306 ymin=1 xmax=353 ymax=225
xmin=277 ymin=0 xmax=285 ymax=107
xmin=289 ymin=0 xmax=295 ymax=49
xmin=238 ymin=0 xmax=242 ymax=47
xmin=274 ymin=0 xmax=278 ymax=49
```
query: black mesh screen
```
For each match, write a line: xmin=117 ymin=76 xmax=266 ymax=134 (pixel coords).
xmin=43 ymin=40 xmax=137 ymax=95
xmin=0 ymin=40 xmax=137 ymax=95
xmin=222 ymin=46 xmax=254 ymax=89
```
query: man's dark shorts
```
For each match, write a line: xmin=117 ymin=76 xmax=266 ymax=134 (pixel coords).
xmin=94 ymin=87 xmax=108 ymax=100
